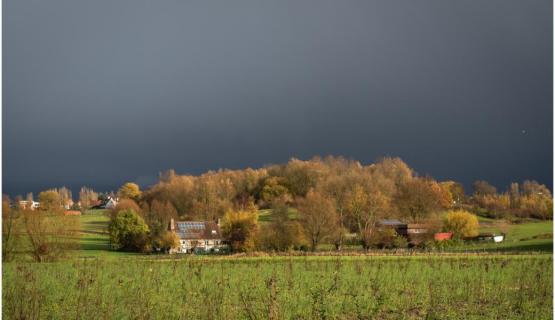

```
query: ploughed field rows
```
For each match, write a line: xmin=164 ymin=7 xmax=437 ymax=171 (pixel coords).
xmin=3 ymin=255 xmax=552 ymax=319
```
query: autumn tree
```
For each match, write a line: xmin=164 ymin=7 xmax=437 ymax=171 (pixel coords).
xmin=108 ymin=209 xmax=150 ymax=252
xmin=440 ymin=181 xmax=465 ymax=205
xmin=57 ymin=186 xmax=73 ymax=208
xmin=280 ymin=158 xmax=321 ymax=197
xmin=318 ymin=175 xmax=351 ymax=250
xmin=519 ymin=191 xmax=553 ymax=220
xmin=395 ymin=178 xmax=445 ymax=223
xmin=260 ymin=177 xmax=291 ymax=206
xmin=110 ymin=198 xmax=142 ymax=220
xmin=258 ymin=201 xmax=303 ymax=251
xmin=221 ymin=208 xmax=259 ymax=252
xmin=118 ymin=182 xmax=142 ymax=201
xmin=509 ymin=182 xmax=520 ymax=209
xmin=521 ymin=180 xmax=551 ymax=197
xmin=345 ymin=185 xmax=390 ymax=250
xmin=79 ymin=186 xmax=98 ymax=210
xmin=473 ymin=180 xmax=497 ymax=196
xmin=38 ymin=190 xmax=61 ymax=212
xmin=296 ymin=190 xmax=336 ymax=251
xmin=159 ymin=231 xmax=180 ymax=253
xmin=371 ymin=157 xmax=413 ymax=187
xmin=145 ymin=200 xmax=178 ymax=246
xmin=443 ymin=210 xmax=479 ymax=238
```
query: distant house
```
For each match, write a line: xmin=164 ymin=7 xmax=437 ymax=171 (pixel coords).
xmin=19 ymin=200 xmax=40 ymax=210
xmin=169 ymin=219 xmax=226 ymax=254
xmin=379 ymin=219 xmax=405 ymax=228
xmin=93 ymin=197 xmax=118 ymax=210
xmin=64 ymin=199 xmax=74 ymax=210
xmin=103 ymin=197 xmax=118 ymax=209
xmin=378 ymin=220 xmax=433 ymax=245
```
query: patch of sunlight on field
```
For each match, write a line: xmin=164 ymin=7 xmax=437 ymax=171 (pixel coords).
xmin=461 ymin=220 xmax=554 ymax=253
xmin=78 ymin=210 xmax=137 ymax=258
xmin=258 ymin=208 xmax=299 ymax=224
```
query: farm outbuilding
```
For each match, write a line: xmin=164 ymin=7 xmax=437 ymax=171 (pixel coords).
xmin=434 ymin=232 xmax=453 ymax=241
xmin=378 ymin=220 xmax=433 ymax=245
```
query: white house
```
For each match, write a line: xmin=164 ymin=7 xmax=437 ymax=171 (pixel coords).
xmin=100 ymin=197 xmax=118 ymax=209
xmin=169 ymin=219 xmax=225 ymax=253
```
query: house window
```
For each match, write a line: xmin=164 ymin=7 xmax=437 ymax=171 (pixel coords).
xmin=205 ymin=240 xmax=209 ymax=246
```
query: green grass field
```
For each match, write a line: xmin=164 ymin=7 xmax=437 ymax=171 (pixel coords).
xmin=460 ymin=221 xmax=553 ymax=253
xmin=77 ymin=210 xmax=138 ymax=258
xmin=4 ymin=210 xmax=552 ymax=319
xmin=3 ymin=255 xmax=552 ymax=319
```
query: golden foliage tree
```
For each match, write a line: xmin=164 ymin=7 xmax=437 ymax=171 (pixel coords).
xmin=118 ymin=182 xmax=142 ymax=201
xmin=296 ymin=190 xmax=336 ymax=251
xmin=38 ymin=190 xmax=61 ymax=212
xmin=443 ymin=210 xmax=479 ymax=238
xmin=110 ymin=199 xmax=142 ymax=220
xmin=395 ymin=178 xmax=445 ymax=223
xmin=221 ymin=208 xmax=259 ymax=252
xmin=160 ymin=231 xmax=180 ymax=253
xmin=345 ymin=185 xmax=390 ymax=250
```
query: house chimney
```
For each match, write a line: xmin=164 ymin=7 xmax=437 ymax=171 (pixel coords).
xmin=169 ymin=218 xmax=175 ymax=231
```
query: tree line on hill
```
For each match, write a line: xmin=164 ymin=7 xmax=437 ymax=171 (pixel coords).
xmin=3 ymin=156 xmax=553 ymax=259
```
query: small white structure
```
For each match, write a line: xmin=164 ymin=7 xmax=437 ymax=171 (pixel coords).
xmin=19 ymin=201 xmax=40 ymax=210
xmin=169 ymin=219 xmax=225 ymax=253
xmin=493 ymin=235 xmax=505 ymax=243
xmin=64 ymin=199 xmax=74 ymax=210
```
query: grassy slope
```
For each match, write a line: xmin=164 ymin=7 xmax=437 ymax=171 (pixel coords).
xmin=78 ymin=210 xmax=137 ymax=257
xmin=466 ymin=220 xmax=553 ymax=252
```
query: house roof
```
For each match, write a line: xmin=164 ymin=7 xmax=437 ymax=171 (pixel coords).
xmin=379 ymin=219 xmax=405 ymax=226
xmin=406 ymin=224 xmax=429 ymax=229
xmin=174 ymin=221 xmax=222 ymax=240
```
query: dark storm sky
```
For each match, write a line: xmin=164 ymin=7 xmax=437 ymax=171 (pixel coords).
xmin=3 ymin=0 xmax=553 ymax=197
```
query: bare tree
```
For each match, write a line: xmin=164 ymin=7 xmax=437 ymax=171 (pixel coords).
xmin=345 ymin=185 xmax=389 ymax=250
xmin=2 ymin=196 xmax=19 ymax=262
xmin=23 ymin=209 xmax=78 ymax=262
xmin=79 ymin=186 xmax=99 ymax=210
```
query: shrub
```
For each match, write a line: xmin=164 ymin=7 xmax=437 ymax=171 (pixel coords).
xmin=392 ymin=235 xmax=409 ymax=249
xmin=108 ymin=209 xmax=150 ymax=251
xmin=443 ymin=210 xmax=479 ymax=238
xmin=159 ymin=231 xmax=180 ymax=253
xmin=110 ymin=199 xmax=141 ymax=220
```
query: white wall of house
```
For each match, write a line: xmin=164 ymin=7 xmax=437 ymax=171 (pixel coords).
xmin=177 ymin=239 xmax=223 ymax=253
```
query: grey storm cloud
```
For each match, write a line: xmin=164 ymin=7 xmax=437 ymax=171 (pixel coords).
xmin=3 ymin=0 xmax=552 ymax=196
